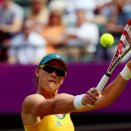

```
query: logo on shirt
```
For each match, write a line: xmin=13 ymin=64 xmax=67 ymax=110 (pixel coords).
xmin=56 ymin=121 xmax=63 ymax=126
xmin=55 ymin=114 xmax=65 ymax=119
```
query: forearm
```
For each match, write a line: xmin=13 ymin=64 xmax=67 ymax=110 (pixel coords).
xmin=35 ymin=94 xmax=76 ymax=117
xmin=102 ymin=74 xmax=128 ymax=106
xmin=6 ymin=24 xmax=22 ymax=33
xmin=106 ymin=23 xmax=124 ymax=33
xmin=1 ymin=21 xmax=22 ymax=33
xmin=78 ymin=74 xmax=129 ymax=112
xmin=80 ymin=62 xmax=131 ymax=111
xmin=54 ymin=95 xmax=76 ymax=113
xmin=102 ymin=62 xmax=131 ymax=106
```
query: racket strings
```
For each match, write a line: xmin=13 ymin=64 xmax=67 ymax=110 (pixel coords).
xmin=127 ymin=26 xmax=131 ymax=38
xmin=126 ymin=26 xmax=131 ymax=43
xmin=124 ymin=30 xmax=131 ymax=49
xmin=119 ymin=24 xmax=131 ymax=53
xmin=120 ymin=38 xmax=130 ymax=55
xmin=96 ymin=19 xmax=131 ymax=92
xmin=108 ymin=22 xmax=131 ymax=72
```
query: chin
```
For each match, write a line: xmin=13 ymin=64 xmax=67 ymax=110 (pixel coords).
xmin=48 ymin=83 xmax=57 ymax=91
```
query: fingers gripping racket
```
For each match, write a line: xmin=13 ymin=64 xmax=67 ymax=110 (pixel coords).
xmin=96 ymin=18 xmax=131 ymax=92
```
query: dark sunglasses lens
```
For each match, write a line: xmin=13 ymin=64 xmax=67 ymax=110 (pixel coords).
xmin=43 ymin=65 xmax=55 ymax=73
xmin=56 ymin=69 xmax=66 ymax=76
xmin=43 ymin=65 xmax=66 ymax=76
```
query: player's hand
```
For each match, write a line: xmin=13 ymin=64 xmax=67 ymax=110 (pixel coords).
xmin=82 ymin=88 xmax=100 ymax=106
xmin=127 ymin=60 xmax=131 ymax=70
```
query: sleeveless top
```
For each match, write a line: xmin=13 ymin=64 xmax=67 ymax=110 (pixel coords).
xmin=24 ymin=114 xmax=74 ymax=131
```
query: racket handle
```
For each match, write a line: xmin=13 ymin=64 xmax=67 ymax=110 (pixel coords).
xmin=86 ymin=74 xmax=109 ymax=108
xmin=96 ymin=74 xmax=110 ymax=92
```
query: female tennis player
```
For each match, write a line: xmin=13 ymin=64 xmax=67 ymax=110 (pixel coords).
xmin=22 ymin=53 xmax=131 ymax=131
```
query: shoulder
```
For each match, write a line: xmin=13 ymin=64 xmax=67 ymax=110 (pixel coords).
xmin=22 ymin=94 xmax=46 ymax=125
xmin=23 ymin=94 xmax=45 ymax=105
xmin=10 ymin=3 xmax=23 ymax=13
xmin=9 ymin=3 xmax=24 ymax=19
xmin=22 ymin=94 xmax=45 ymax=113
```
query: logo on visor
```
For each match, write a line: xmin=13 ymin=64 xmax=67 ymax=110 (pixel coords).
xmin=56 ymin=55 xmax=61 ymax=58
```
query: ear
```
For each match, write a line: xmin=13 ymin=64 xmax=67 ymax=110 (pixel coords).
xmin=35 ymin=68 xmax=39 ymax=78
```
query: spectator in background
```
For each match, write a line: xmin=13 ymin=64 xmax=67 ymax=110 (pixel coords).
xmin=94 ymin=0 xmax=131 ymax=62
xmin=64 ymin=0 xmax=111 ymax=25
xmin=63 ymin=9 xmax=99 ymax=62
xmin=26 ymin=0 xmax=49 ymax=33
xmin=8 ymin=18 xmax=47 ymax=65
xmin=48 ymin=0 xmax=69 ymax=11
xmin=105 ymin=0 xmax=131 ymax=61
xmin=93 ymin=0 xmax=113 ymax=25
xmin=106 ymin=0 xmax=130 ymax=36
xmin=65 ymin=0 xmax=96 ymax=21
xmin=41 ymin=9 xmax=66 ymax=54
xmin=0 ymin=0 xmax=24 ymax=62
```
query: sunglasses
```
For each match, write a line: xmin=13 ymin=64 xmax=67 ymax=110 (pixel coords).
xmin=39 ymin=64 xmax=67 ymax=76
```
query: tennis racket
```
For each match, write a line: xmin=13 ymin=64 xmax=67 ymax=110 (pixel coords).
xmin=96 ymin=18 xmax=131 ymax=92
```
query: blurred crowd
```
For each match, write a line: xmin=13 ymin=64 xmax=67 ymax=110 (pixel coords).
xmin=0 ymin=0 xmax=131 ymax=65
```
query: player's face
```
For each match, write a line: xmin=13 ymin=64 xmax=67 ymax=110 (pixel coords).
xmin=35 ymin=60 xmax=66 ymax=95
xmin=3 ymin=0 xmax=12 ymax=8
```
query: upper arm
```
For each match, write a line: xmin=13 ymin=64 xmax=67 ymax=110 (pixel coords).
xmin=9 ymin=8 xmax=24 ymax=32
xmin=22 ymin=93 xmax=76 ymax=117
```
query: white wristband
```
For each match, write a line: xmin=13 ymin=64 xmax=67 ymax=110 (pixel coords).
xmin=74 ymin=94 xmax=93 ymax=109
xmin=74 ymin=94 xmax=86 ymax=110
xmin=120 ymin=65 xmax=131 ymax=80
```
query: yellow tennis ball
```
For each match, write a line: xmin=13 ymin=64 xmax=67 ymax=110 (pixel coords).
xmin=100 ymin=33 xmax=114 ymax=47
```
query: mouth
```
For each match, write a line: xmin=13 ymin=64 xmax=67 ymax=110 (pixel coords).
xmin=48 ymin=80 xmax=56 ymax=84
xmin=48 ymin=80 xmax=57 ymax=90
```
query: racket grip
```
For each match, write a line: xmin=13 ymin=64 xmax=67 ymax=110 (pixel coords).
xmin=96 ymin=74 xmax=109 ymax=92
xmin=86 ymin=74 xmax=109 ymax=108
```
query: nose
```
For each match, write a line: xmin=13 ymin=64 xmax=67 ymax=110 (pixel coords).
xmin=50 ymin=70 xmax=57 ymax=77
